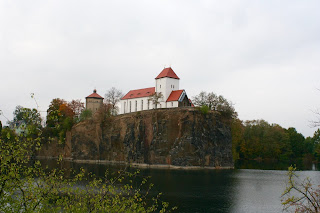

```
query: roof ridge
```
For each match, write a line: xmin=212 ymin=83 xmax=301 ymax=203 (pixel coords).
xmin=121 ymin=87 xmax=155 ymax=100
xmin=86 ymin=90 xmax=103 ymax=99
xmin=166 ymin=89 xmax=185 ymax=102
xmin=155 ymin=67 xmax=180 ymax=80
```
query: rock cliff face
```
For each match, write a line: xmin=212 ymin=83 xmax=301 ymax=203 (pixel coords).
xmin=69 ymin=108 xmax=233 ymax=168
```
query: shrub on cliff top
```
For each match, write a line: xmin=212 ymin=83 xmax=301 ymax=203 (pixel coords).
xmin=192 ymin=91 xmax=237 ymax=119
xmin=199 ymin=105 xmax=210 ymax=115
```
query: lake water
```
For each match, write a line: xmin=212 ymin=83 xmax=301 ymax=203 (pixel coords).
xmin=40 ymin=160 xmax=320 ymax=213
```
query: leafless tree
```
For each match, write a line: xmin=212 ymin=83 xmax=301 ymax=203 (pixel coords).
xmin=282 ymin=166 xmax=320 ymax=212
xmin=148 ymin=92 xmax=163 ymax=109
xmin=105 ymin=87 xmax=124 ymax=115
xmin=68 ymin=99 xmax=85 ymax=118
xmin=310 ymin=89 xmax=320 ymax=127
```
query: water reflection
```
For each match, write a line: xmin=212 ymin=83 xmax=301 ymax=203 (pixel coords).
xmin=235 ymin=159 xmax=320 ymax=171
xmin=230 ymin=170 xmax=287 ymax=213
xmin=39 ymin=159 xmax=320 ymax=213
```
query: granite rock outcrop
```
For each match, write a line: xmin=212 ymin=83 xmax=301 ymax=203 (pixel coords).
xmin=70 ymin=108 xmax=233 ymax=168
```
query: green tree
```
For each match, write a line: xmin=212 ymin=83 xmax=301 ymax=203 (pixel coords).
xmin=236 ymin=120 xmax=291 ymax=160
xmin=1 ymin=126 xmax=17 ymax=143
xmin=8 ymin=106 xmax=42 ymax=137
xmin=312 ymin=129 xmax=320 ymax=161
xmin=231 ymin=119 xmax=245 ymax=160
xmin=287 ymin=127 xmax=305 ymax=158
xmin=79 ymin=109 xmax=93 ymax=121
xmin=46 ymin=98 xmax=65 ymax=129
xmin=192 ymin=91 xmax=237 ymax=119
xmin=10 ymin=105 xmax=42 ymax=127
xmin=304 ymin=137 xmax=315 ymax=157
xmin=46 ymin=98 xmax=75 ymax=142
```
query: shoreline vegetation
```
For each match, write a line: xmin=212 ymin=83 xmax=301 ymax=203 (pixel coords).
xmin=36 ymin=156 xmax=319 ymax=171
xmin=231 ymin=119 xmax=320 ymax=165
xmin=0 ymin=139 xmax=176 ymax=212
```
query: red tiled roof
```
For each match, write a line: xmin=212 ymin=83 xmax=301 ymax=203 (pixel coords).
xmin=189 ymin=99 xmax=195 ymax=107
xmin=86 ymin=90 xmax=103 ymax=99
xmin=121 ymin=87 xmax=155 ymax=100
xmin=155 ymin=67 xmax=180 ymax=80
xmin=166 ymin=90 xmax=184 ymax=102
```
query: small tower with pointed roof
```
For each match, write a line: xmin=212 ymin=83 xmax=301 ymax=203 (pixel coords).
xmin=86 ymin=89 xmax=104 ymax=114
xmin=155 ymin=67 xmax=180 ymax=101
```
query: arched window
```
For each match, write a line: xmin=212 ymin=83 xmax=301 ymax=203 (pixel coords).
xmin=135 ymin=100 xmax=137 ymax=111
xmin=129 ymin=101 xmax=131 ymax=112
xmin=141 ymin=100 xmax=143 ymax=110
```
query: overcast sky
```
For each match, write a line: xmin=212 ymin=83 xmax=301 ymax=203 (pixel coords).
xmin=1 ymin=0 xmax=320 ymax=137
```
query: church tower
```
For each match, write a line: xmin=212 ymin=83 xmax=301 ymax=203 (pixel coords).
xmin=155 ymin=67 xmax=180 ymax=102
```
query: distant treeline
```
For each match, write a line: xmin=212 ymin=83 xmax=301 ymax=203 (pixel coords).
xmin=191 ymin=91 xmax=320 ymax=162
xmin=231 ymin=119 xmax=320 ymax=162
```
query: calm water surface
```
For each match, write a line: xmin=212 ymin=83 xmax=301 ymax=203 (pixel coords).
xmin=41 ymin=160 xmax=320 ymax=213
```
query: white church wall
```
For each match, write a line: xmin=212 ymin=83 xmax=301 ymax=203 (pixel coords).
xmin=164 ymin=78 xmax=180 ymax=100
xmin=166 ymin=101 xmax=179 ymax=108
xmin=155 ymin=78 xmax=180 ymax=101
xmin=120 ymin=96 xmax=182 ymax=114
xmin=119 ymin=97 xmax=155 ymax=114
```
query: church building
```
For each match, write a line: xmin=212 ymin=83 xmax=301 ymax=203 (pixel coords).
xmin=119 ymin=67 xmax=192 ymax=114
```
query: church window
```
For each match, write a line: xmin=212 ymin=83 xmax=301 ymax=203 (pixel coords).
xmin=135 ymin=101 xmax=137 ymax=111
xmin=129 ymin=101 xmax=131 ymax=112
xmin=141 ymin=100 xmax=143 ymax=110
xmin=171 ymin=102 xmax=173 ymax=107
xmin=147 ymin=100 xmax=150 ymax=109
